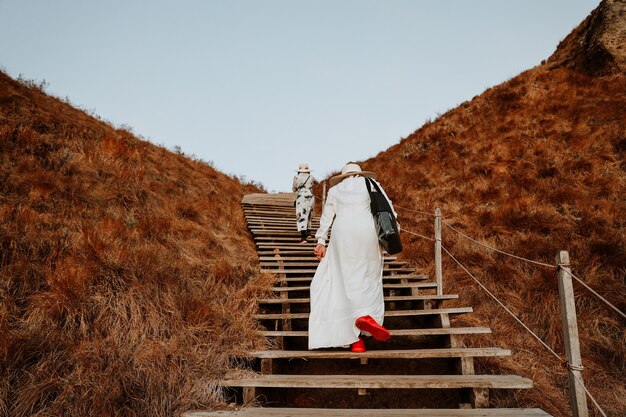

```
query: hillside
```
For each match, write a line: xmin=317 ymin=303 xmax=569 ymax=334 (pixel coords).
xmin=360 ymin=1 xmax=625 ymax=416
xmin=0 ymin=72 xmax=272 ymax=416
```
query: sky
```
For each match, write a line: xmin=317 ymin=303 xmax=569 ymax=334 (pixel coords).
xmin=0 ymin=0 xmax=601 ymax=192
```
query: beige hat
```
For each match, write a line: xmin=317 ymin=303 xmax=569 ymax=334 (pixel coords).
xmin=297 ymin=163 xmax=311 ymax=173
xmin=329 ymin=163 xmax=376 ymax=186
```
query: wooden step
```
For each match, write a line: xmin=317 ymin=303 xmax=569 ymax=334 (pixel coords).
xmin=256 ymin=244 xmax=318 ymax=249
xmin=271 ymin=282 xmax=437 ymax=292
xmin=260 ymin=261 xmax=409 ymax=267
xmin=259 ymin=251 xmax=398 ymax=262
xmin=256 ymin=238 xmax=329 ymax=243
xmin=248 ymin=220 xmax=320 ymax=224
xmin=247 ymin=218 xmax=320 ymax=222
xmin=257 ymin=251 xmax=321 ymax=256
xmin=258 ymin=294 xmax=457 ymax=304
xmin=248 ymin=222 xmax=321 ymax=227
xmin=254 ymin=307 xmax=472 ymax=320
xmin=272 ymin=274 xmax=428 ymax=283
xmin=184 ymin=407 xmax=552 ymax=416
xmin=249 ymin=348 xmax=511 ymax=360
xmin=253 ymin=231 xmax=322 ymax=236
xmin=221 ymin=374 xmax=533 ymax=389
xmin=264 ymin=268 xmax=417 ymax=274
xmin=246 ymin=214 xmax=304 ymax=219
xmin=259 ymin=327 xmax=492 ymax=337
xmin=255 ymin=238 xmax=317 ymax=245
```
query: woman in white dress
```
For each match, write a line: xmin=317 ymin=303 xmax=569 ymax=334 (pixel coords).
xmin=292 ymin=163 xmax=318 ymax=243
xmin=309 ymin=163 xmax=399 ymax=352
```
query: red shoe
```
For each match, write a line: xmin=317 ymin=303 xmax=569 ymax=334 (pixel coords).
xmin=351 ymin=338 xmax=366 ymax=352
xmin=355 ymin=315 xmax=391 ymax=341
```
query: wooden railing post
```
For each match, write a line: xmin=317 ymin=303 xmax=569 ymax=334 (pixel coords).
xmin=435 ymin=208 xmax=442 ymax=295
xmin=556 ymin=250 xmax=588 ymax=417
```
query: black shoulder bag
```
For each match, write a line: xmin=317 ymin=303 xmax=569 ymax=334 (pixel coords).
xmin=365 ymin=177 xmax=402 ymax=255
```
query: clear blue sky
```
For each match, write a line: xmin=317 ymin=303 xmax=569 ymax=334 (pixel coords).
xmin=0 ymin=0 xmax=600 ymax=192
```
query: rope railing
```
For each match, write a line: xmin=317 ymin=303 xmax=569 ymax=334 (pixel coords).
xmin=440 ymin=242 xmax=609 ymax=417
xmin=442 ymin=220 xmax=556 ymax=268
xmin=393 ymin=204 xmax=436 ymax=217
xmin=440 ymin=243 xmax=564 ymax=361
xmin=562 ymin=269 xmax=626 ymax=321
xmin=402 ymin=229 xmax=435 ymax=242
xmin=395 ymin=204 xmax=618 ymax=417
xmin=397 ymin=205 xmax=626 ymax=320
xmin=443 ymin=220 xmax=625 ymax=320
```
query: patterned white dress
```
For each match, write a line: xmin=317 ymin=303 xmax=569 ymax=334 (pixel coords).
xmin=292 ymin=173 xmax=316 ymax=232
xmin=308 ymin=175 xmax=397 ymax=349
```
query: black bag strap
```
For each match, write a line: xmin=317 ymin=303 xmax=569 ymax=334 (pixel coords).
xmin=297 ymin=174 xmax=311 ymax=191
xmin=365 ymin=176 xmax=383 ymax=194
xmin=365 ymin=177 xmax=393 ymax=214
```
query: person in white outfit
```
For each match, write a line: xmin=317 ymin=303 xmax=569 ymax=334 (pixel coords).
xmin=309 ymin=163 xmax=399 ymax=352
xmin=292 ymin=163 xmax=317 ymax=243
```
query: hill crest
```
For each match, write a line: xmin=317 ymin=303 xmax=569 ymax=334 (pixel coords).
xmin=548 ymin=0 xmax=626 ymax=76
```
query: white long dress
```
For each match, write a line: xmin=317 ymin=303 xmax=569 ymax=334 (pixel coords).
xmin=308 ymin=175 xmax=397 ymax=349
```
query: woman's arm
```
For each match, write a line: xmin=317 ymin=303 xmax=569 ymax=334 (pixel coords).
xmin=314 ymin=188 xmax=336 ymax=245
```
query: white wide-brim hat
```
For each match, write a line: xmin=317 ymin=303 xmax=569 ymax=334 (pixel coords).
xmin=329 ymin=163 xmax=376 ymax=186
xmin=297 ymin=163 xmax=311 ymax=173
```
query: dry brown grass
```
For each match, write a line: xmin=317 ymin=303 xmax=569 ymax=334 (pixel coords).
xmin=362 ymin=64 xmax=625 ymax=416
xmin=0 ymin=71 xmax=274 ymax=416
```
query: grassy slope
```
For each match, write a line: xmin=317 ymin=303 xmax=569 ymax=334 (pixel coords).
xmin=361 ymin=45 xmax=625 ymax=417
xmin=0 ymin=72 xmax=272 ymax=417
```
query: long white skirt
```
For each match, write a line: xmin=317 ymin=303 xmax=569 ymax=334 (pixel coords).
xmin=295 ymin=190 xmax=314 ymax=232
xmin=308 ymin=207 xmax=385 ymax=349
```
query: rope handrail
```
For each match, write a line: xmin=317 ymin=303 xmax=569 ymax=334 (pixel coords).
xmin=393 ymin=204 xmax=436 ymax=217
xmin=443 ymin=220 xmax=556 ymax=268
xmin=318 ymin=194 xmax=626 ymax=320
xmin=442 ymin=220 xmax=626 ymax=320
xmin=562 ymin=268 xmax=626 ymax=320
xmin=442 ymin=243 xmax=609 ymax=417
xmin=402 ymin=229 xmax=435 ymax=242
xmin=441 ymin=244 xmax=564 ymax=361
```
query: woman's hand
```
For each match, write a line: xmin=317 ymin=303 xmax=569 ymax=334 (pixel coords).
xmin=314 ymin=244 xmax=326 ymax=260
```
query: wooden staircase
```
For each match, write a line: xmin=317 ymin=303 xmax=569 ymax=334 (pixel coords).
xmin=184 ymin=193 xmax=551 ymax=417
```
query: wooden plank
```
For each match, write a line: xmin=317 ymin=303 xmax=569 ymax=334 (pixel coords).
xmin=270 ymin=282 xmax=438 ymax=292
xmin=435 ymin=208 xmax=443 ymax=295
xmin=259 ymin=261 xmax=409 ymax=267
xmin=275 ymin=249 xmax=291 ymax=335
xmin=248 ymin=219 xmax=321 ymax=223
xmin=556 ymin=250 xmax=588 ymax=417
xmin=248 ymin=219 xmax=319 ymax=221
xmin=245 ymin=211 xmax=299 ymax=216
xmin=221 ymin=374 xmax=533 ymax=389
xmin=256 ymin=244 xmax=317 ymax=249
xmin=262 ymin=268 xmax=417 ymax=274
xmin=258 ymin=294 xmax=454 ymax=304
xmin=184 ymin=408 xmax=552 ymax=417
xmin=271 ymin=274 xmax=428 ymax=283
xmin=254 ymin=307 xmax=472 ymax=320
xmin=248 ymin=348 xmax=511 ymax=359
xmin=257 ymin=256 xmax=399 ymax=261
xmin=252 ymin=231 xmax=313 ymax=236
xmin=247 ymin=218 xmax=320 ymax=222
xmin=255 ymin=236 xmax=306 ymax=241
xmin=258 ymin=327 xmax=492 ymax=337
